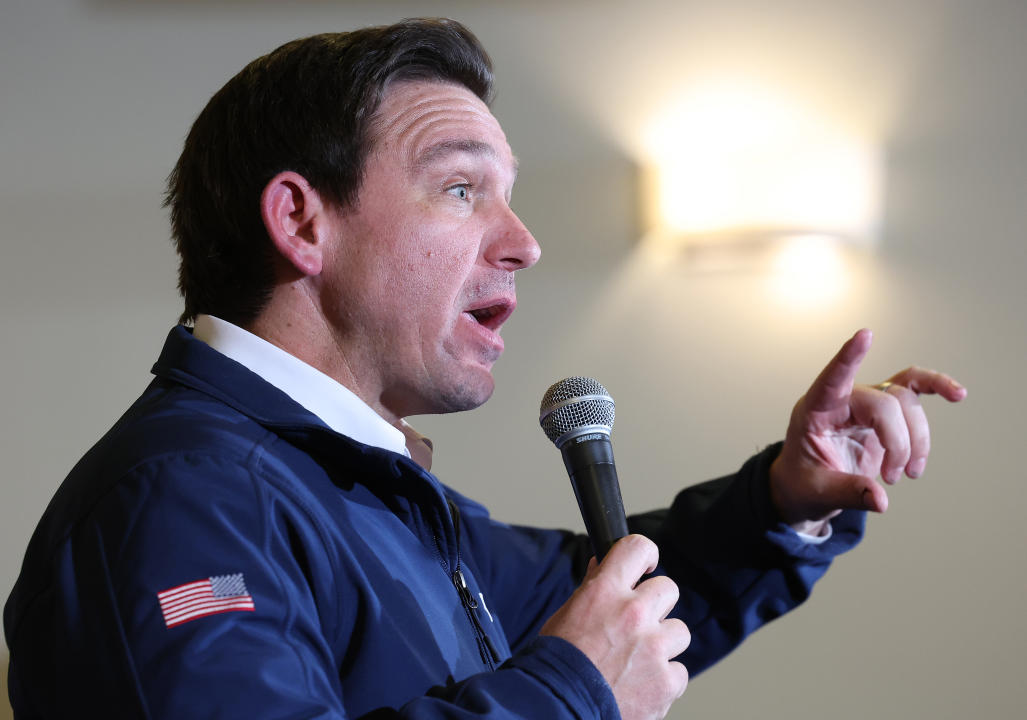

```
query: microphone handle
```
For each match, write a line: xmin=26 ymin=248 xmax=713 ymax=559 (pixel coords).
xmin=560 ymin=436 xmax=629 ymax=562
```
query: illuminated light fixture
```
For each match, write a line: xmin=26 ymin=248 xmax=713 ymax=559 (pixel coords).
xmin=641 ymin=83 xmax=882 ymax=252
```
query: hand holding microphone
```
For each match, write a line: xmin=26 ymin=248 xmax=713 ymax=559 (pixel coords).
xmin=539 ymin=378 xmax=690 ymax=720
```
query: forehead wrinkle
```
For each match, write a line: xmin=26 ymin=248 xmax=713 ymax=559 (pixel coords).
xmin=374 ymin=84 xmax=518 ymax=183
xmin=385 ymin=95 xmax=489 ymax=150
xmin=413 ymin=139 xmax=498 ymax=171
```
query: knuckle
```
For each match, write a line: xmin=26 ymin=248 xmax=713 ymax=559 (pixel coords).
xmin=891 ymin=384 xmax=915 ymax=401
xmin=894 ymin=429 xmax=911 ymax=454
xmin=646 ymin=574 xmax=680 ymax=601
xmin=655 ymin=661 xmax=689 ymax=705
xmin=645 ymin=619 xmax=691 ymax=659
xmin=910 ymin=427 xmax=931 ymax=453
xmin=622 ymin=533 xmax=648 ymax=549
xmin=672 ymin=661 xmax=690 ymax=696
xmin=634 ymin=533 xmax=658 ymax=551
xmin=891 ymin=443 xmax=912 ymax=465
xmin=646 ymin=635 xmax=674 ymax=661
xmin=622 ymin=597 xmax=649 ymax=629
xmin=581 ymin=574 xmax=609 ymax=598
xmin=641 ymin=632 xmax=664 ymax=658
xmin=655 ymin=673 xmax=675 ymax=701
xmin=617 ymin=534 xmax=659 ymax=575
xmin=669 ymin=617 xmax=691 ymax=646
xmin=883 ymin=392 xmax=904 ymax=413
xmin=625 ymin=533 xmax=658 ymax=558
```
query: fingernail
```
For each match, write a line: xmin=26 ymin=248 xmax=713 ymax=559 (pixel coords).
xmin=909 ymin=458 xmax=926 ymax=477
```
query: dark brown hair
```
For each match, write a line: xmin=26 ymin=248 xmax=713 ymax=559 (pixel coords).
xmin=164 ymin=18 xmax=494 ymax=325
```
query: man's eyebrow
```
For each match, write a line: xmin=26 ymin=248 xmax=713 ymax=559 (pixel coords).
xmin=413 ymin=139 xmax=519 ymax=174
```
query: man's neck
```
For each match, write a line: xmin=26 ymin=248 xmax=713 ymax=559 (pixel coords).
xmin=193 ymin=314 xmax=434 ymax=466
xmin=245 ymin=291 xmax=401 ymax=426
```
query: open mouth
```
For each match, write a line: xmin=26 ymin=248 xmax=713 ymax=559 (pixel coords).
xmin=466 ymin=301 xmax=514 ymax=332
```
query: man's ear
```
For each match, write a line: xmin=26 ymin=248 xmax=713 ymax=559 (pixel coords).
xmin=260 ymin=171 xmax=330 ymax=277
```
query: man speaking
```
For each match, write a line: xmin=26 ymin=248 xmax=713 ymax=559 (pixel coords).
xmin=4 ymin=18 xmax=965 ymax=720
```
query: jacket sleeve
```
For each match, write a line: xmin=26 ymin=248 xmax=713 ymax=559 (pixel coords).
xmin=628 ymin=442 xmax=865 ymax=675
xmin=5 ymin=450 xmax=619 ymax=720
xmin=456 ymin=443 xmax=864 ymax=677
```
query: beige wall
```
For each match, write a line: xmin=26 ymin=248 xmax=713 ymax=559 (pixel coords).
xmin=2 ymin=1 xmax=1025 ymax=718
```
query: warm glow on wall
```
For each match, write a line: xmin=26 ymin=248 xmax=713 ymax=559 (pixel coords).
xmin=635 ymin=81 xmax=880 ymax=308
xmin=766 ymin=233 xmax=850 ymax=307
xmin=641 ymin=82 xmax=881 ymax=244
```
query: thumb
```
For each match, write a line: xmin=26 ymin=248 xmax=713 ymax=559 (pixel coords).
xmin=584 ymin=556 xmax=599 ymax=579
xmin=814 ymin=468 xmax=890 ymax=515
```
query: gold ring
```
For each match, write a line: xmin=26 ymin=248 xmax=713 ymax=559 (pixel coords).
xmin=874 ymin=381 xmax=894 ymax=392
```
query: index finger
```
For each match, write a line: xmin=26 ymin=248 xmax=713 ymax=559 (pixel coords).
xmin=597 ymin=534 xmax=659 ymax=588
xmin=804 ymin=329 xmax=874 ymax=413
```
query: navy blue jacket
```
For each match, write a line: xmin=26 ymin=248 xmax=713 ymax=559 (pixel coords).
xmin=5 ymin=326 xmax=865 ymax=718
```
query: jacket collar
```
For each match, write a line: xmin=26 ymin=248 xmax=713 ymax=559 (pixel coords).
xmin=151 ymin=326 xmax=441 ymax=481
xmin=150 ymin=325 xmax=461 ymax=569
xmin=151 ymin=325 xmax=330 ymax=433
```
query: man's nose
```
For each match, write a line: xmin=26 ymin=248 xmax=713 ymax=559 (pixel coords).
xmin=483 ymin=205 xmax=541 ymax=271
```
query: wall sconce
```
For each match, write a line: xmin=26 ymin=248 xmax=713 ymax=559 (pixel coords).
xmin=640 ymin=83 xmax=881 ymax=279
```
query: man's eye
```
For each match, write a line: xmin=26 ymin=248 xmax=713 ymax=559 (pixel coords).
xmin=447 ymin=184 xmax=470 ymax=201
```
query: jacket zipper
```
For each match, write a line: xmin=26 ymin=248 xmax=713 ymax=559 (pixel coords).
xmin=445 ymin=500 xmax=499 ymax=670
xmin=452 ymin=567 xmax=499 ymax=669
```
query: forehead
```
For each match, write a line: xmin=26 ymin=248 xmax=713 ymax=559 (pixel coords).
xmin=371 ymin=80 xmax=515 ymax=171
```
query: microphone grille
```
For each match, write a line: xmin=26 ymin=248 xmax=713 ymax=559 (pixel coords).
xmin=539 ymin=377 xmax=615 ymax=446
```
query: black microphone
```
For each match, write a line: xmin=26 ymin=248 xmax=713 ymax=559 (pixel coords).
xmin=539 ymin=377 xmax=628 ymax=562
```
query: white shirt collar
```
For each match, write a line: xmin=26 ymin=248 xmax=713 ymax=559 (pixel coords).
xmin=192 ymin=314 xmax=411 ymax=458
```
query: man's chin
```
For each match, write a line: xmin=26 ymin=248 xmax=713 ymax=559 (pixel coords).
xmin=427 ymin=365 xmax=496 ymax=415
xmin=439 ymin=376 xmax=495 ymax=414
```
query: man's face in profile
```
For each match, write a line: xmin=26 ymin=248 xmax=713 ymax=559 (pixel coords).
xmin=316 ymin=80 xmax=541 ymax=420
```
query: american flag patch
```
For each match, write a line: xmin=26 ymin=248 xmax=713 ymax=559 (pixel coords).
xmin=157 ymin=573 xmax=255 ymax=628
